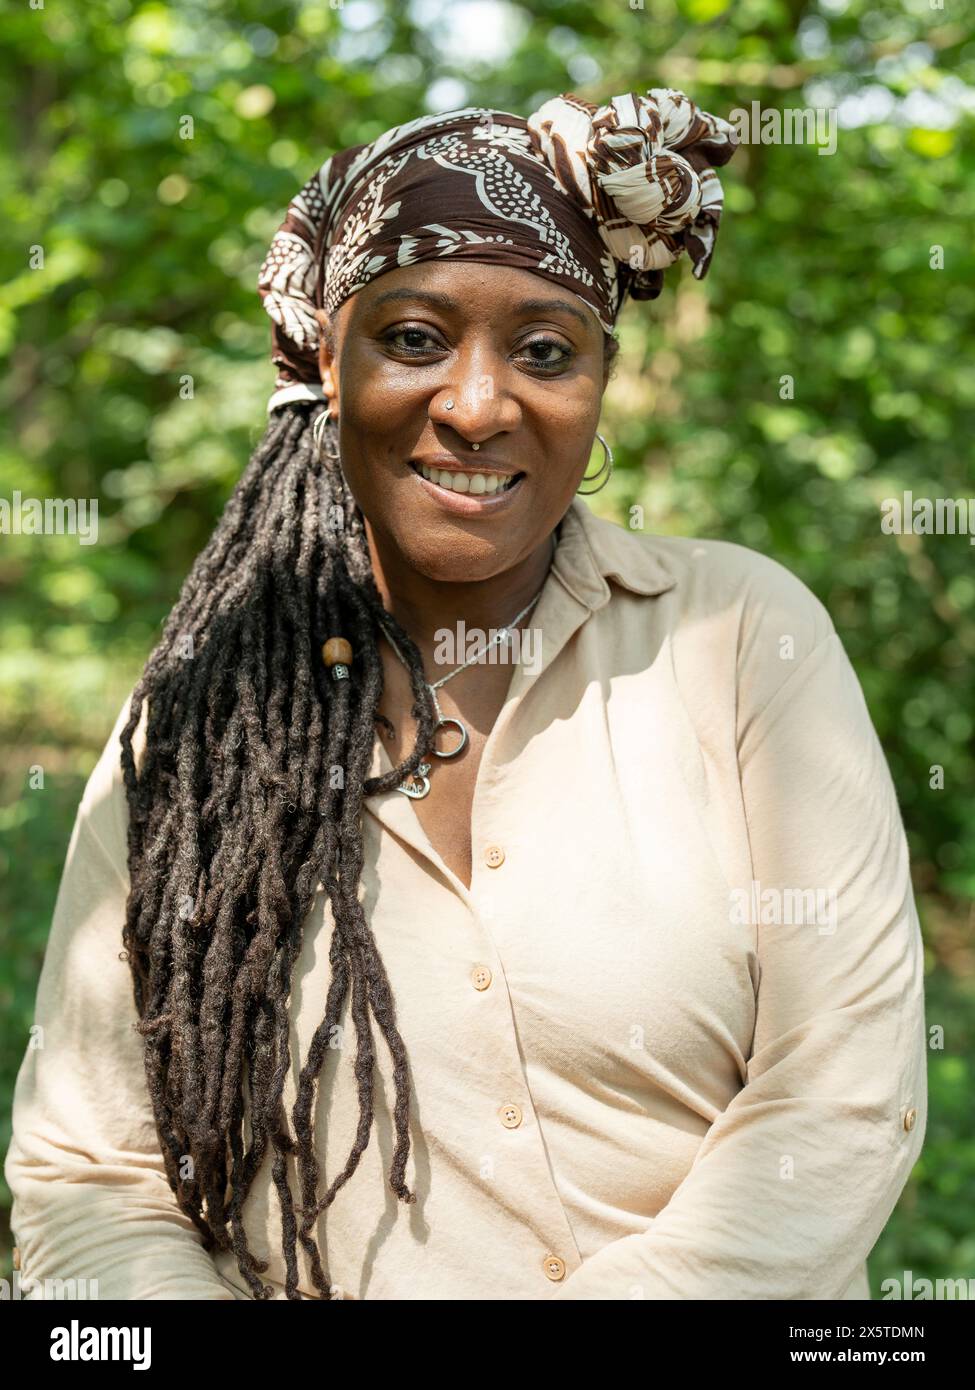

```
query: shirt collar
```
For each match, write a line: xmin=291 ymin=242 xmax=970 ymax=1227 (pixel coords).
xmin=551 ymin=496 xmax=677 ymax=612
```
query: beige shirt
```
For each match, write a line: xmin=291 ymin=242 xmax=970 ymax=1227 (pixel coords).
xmin=6 ymin=496 xmax=927 ymax=1301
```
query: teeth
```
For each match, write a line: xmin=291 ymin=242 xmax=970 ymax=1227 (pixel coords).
xmin=420 ymin=464 xmax=516 ymax=495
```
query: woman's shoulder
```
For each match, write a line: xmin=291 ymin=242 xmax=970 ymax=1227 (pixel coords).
xmin=75 ymin=684 xmax=148 ymax=874
xmin=584 ymin=510 xmax=842 ymax=722
xmin=583 ymin=505 xmax=834 ymax=649
xmin=645 ymin=531 xmax=832 ymax=635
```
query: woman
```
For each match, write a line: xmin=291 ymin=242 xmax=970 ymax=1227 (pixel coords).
xmin=6 ymin=90 xmax=926 ymax=1301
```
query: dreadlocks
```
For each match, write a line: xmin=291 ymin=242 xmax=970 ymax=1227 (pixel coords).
xmin=118 ymin=401 xmax=439 ymax=1300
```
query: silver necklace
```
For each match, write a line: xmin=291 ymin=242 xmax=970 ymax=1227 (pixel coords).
xmin=381 ymin=536 xmax=556 ymax=799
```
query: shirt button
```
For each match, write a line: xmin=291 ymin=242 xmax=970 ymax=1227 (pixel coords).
xmin=484 ymin=844 xmax=505 ymax=868
xmin=499 ymin=1102 xmax=523 ymax=1128
xmin=904 ymin=1107 xmax=918 ymax=1132
xmin=542 ymin=1253 xmax=566 ymax=1281
xmin=471 ymin=964 xmax=492 ymax=991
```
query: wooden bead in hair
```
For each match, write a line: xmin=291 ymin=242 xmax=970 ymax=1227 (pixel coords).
xmin=322 ymin=637 xmax=352 ymax=681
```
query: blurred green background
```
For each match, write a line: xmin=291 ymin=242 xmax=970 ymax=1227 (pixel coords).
xmin=1 ymin=0 xmax=973 ymax=1294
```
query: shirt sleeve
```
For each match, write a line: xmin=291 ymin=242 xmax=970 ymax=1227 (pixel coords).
xmin=4 ymin=693 xmax=250 ymax=1300
xmin=551 ymin=632 xmax=928 ymax=1300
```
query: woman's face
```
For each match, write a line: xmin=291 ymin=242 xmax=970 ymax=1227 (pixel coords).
xmin=316 ymin=261 xmax=611 ymax=585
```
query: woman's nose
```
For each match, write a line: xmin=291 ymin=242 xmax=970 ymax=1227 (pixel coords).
xmin=429 ymin=378 xmax=520 ymax=444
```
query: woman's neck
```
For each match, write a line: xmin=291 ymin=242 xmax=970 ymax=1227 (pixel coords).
xmin=365 ymin=524 xmax=559 ymax=663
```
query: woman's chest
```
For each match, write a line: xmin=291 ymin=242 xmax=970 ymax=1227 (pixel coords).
xmin=354 ymin=666 xmax=759 ymax=1112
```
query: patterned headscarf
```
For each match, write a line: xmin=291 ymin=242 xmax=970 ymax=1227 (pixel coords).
xmin=258 ymin=89 xmax=738 ymax=411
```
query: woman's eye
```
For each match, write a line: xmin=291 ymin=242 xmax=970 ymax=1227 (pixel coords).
xmin=518 ymin=337 xmax=573 ymax=370
xmin=384 ymin=327 xmax=440 ymax=354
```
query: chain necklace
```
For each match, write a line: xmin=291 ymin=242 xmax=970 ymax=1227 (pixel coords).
xmin=380 ymin=536 xmax=556 ymax=799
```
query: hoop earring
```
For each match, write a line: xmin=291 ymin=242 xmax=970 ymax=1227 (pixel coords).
xmin=576 ymin=434 xmax=614 ymax=494
xmin=312 ymin=406 xmax=341 ymax=461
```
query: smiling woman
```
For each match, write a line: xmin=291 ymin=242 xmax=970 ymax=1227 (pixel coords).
xmin=6 ymin=91 xmax=927 ymax=1304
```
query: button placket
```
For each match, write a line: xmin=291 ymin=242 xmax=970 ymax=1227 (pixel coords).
xmin=467 ymin=889 xmax=584 ymax=1281
xmin=473 ymin=885 xmax=595 ymax=1287
xmin=448 ymin=571 xmax=594 ymax=1283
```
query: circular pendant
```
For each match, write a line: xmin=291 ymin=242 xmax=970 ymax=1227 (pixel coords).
xmin=433 ymin=716 xmax=468 ymax=759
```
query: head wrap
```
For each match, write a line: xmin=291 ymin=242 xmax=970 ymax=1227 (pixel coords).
xmin=258 ymin=89 xmax=738 ymax=411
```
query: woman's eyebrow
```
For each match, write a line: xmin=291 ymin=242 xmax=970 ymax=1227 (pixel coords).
xmin=513 ymin=297 xmax=593 ymax=332
xmin=370 ymin=288 xmax=455 ymax=313
xmin=368 ymin=286 xmax=593 ymax=331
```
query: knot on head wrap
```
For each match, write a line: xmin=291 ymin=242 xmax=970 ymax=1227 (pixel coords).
xmin=257 ymin=88 xmax=738 ymax=410
xmin=527 ymin=88 xmax=738 ymax=301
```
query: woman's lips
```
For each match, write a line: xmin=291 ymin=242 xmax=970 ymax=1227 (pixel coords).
xmin=408 ymin=460 xmax=526 ymax=515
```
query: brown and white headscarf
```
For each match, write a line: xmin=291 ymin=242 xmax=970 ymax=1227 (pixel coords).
xmin=257 ymin=89 xmax=739 ymax=411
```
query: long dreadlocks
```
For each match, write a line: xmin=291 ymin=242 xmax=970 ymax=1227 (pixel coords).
xmin=118 ymin=401 xmax=440 ymax=1300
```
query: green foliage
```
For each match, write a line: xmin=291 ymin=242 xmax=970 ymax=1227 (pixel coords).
xmin=1 ymin=0 xmax=972 ymax=1293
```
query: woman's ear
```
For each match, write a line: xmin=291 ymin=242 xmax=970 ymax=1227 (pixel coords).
xmin=314 ymin=308 xmax=338 ymax=402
